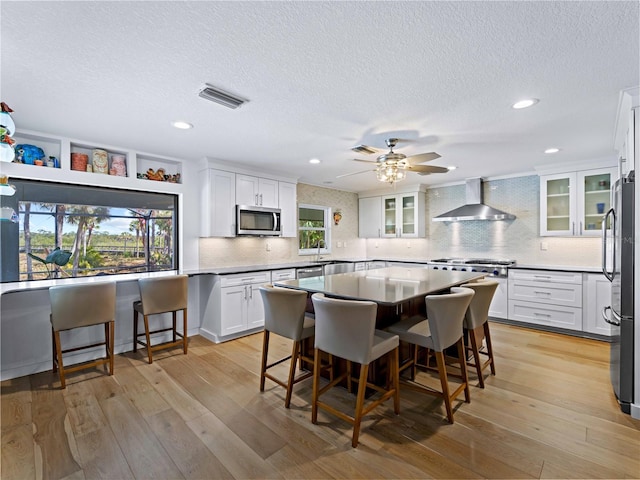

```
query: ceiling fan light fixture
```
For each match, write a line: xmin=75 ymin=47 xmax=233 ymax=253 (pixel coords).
xmin=544 ymin=147 xmax=560 ymax=154
xmin=198 ymin=84 xmax=248 ymax=109
xmin=376 ymin=163 xmax=406 ymax=184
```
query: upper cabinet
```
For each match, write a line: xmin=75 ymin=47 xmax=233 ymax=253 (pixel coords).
xmin=236 ymin=175 xmax=278 ymax=208
xmin=358 ymin=185 xmax=426 ymax=238
xmin=200 ymin=169 xmax=236 ymax=237
xmin=199 ymin=163 xmax=297 ymax=238
xmin=540 ymin=167 xmax=616 ymax=236
xmin=382 ymin=192 xmax=425 ymax=238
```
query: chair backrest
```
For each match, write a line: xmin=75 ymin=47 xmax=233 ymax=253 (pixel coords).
xmin=259 ymin=285 xmax=309 ymax=340
xmin=138 ymin=275 xmax=188 ymax=315
xmin=50 ymin=282 xmax=116 ymax=331
xmin=311 ymin=293 xmax=378 ymax=365
xmin=425 ymin=287 xmax=475 ymax=352
xmin=461 ymin=280 xmax=499 ymax=330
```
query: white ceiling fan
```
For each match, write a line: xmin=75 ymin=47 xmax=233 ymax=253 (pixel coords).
xmin=338 ymin=138 xmax=448 ymax=184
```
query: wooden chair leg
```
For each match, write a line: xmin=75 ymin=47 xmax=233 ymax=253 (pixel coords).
xmin=484 ymin=322 xmax=496 ymax=375
xmin=352 ymin=363 xmax=369 ymax=448
xmin=52 ymin=327 xmax=57 ymax=373
xmin=285 ymin=340 xmax=300 ymax=408
xmin=54 ymin=330 xmax=66 ymax=389
xmin=108 ymin=321 xmax=115 ymax=376
xmin=469 ymin=326 xmax=485 ymax=388
xmin=435 ymin=351 xmax=453 ymax=423
xmin=260 ymin=331 xmax=269 ymax=391
xmin=183 ymin=309 xmax=188 ymax=355
xmin=133 ymin=310 xmax=138 ymax=352
xmin=144 ymin=314 xmax=153 ymax=364
xmin=391 ymin=348 xmax=400 ymax=414
xmin=172 ymin=311 xmax=177 ymax=343
xmin=312 ymin=348 xmax=321 ymax=424
xmin=457 ymin=339 xmax=471 ymax=403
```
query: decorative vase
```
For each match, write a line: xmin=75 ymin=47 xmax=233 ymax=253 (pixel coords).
xmin=110 ymin=154 xmax=127 ymax=176
xmin=92 ymin=149 xmax=108 ymax=174
xmin=71 ymin=153 xmax=88 ymax=171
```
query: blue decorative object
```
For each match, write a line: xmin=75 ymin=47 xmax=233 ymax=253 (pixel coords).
xmin=15 ymin=144 xmax=45 ymax=165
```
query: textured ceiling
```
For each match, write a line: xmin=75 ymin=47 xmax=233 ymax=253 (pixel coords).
xmin=1 ymin=1 xmax=638 ymax=192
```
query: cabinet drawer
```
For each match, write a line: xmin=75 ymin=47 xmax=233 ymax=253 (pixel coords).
xmin=510 ymin=269 xmax=582 ymax=284
xmin=508 ymin=300 xmax=582 ymax=331
xmin=220 ymin=271 xmax=270 ymax=287
xmin=509 ymin=280 xmax=582 ymax=308
xmin=271 ymin=269 xmax=296 ymax=281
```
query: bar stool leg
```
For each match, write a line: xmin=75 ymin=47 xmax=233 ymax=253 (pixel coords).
xmin=484 ymin=322 xmax=496 ymax=375
xmin=172 ymin=311 xmax=177 ymax=343
xmin=133 ymin=310 xmax=138 ymax=353
xmin=312 ymin=348 xmax=321 ymax=424
xmin=285 ymin=340 xmax=300 ymax=408
xmin=54 ymin=330 xmax=66 ymax=389
xmin=435 ymin=351 xmax=453 ymax=423
xmin=144 ymin=314 xmax=153 ymax=364
xmin=352 ymin=363 xmax=369 ymax=448
xmin=183 ymin=309 xmax=188 ymax=355
xmin=260 ymin=331 xmax=270 ymax=391
xmin=108 ymin=321 xmax=115 ymax=375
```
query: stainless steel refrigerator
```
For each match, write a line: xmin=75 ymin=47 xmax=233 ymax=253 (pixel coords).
xmin=602 ymin=170 xmax=635 ymax=414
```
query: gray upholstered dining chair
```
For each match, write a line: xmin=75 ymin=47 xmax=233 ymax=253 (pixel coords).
xmin=133 ymin=275 xmax=188 ymax=364
xmin=259 ymin=284 xmax=322 ymax=408
xmin=461 ymin=279 xmax=499 ymax=388
xmin=387 ymin=287 xmax=474 ymax=423
xmin=49 ymin=282 xmax=117 ymax=389
xmin=311 ymin=293 xmax=400 ymax=448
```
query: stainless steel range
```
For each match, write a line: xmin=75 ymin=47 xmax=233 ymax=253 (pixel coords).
xmin=428 ymin=258 xmax=516 ymax=278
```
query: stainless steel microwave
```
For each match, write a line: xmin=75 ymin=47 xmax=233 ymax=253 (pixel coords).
xmin=236 ymin=205 xmax=281 ymax=236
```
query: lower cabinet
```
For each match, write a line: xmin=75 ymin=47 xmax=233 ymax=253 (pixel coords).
xmin=508 ymin=269 xmax=583 ymax=331
xmin=583 ymin=273 xmax=613 ymax=336
xmin=200 ymin=270 xmax=270 ymax=342
xmin=488 ymin=277 xmax=508 ymax=319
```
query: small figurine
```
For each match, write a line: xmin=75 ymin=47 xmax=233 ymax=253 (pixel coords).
xmin=146 ymin=168 xmax=166 ymax=181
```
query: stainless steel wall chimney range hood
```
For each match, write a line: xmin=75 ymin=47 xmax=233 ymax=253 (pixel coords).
xmin=433 ymin=178 xmax=516 ymax=222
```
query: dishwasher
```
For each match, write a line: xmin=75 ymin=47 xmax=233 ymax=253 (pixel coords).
xmin=295 ymin=266 xmax=324 ymax=279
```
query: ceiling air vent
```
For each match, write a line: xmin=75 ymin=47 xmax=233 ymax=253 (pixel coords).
xmin=198 ymin=84 xmax=247 ymax=109
xmin=351 ymin=144 xmax=378 ymax=155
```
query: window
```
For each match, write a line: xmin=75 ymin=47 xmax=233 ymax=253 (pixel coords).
xmin=0 ymin=180 xmax=177 ymax=282
xmin=298 ymin=204 xmax=331 ymax=255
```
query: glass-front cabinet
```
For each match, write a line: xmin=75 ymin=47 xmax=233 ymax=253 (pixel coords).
xmin=381 ymin=192 xmax=425 ymax=238
xmin=540 ymin=167 xmax=616 ymax=236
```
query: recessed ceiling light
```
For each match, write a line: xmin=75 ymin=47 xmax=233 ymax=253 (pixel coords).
xmin=512 ymin=99 xmax=539 ymax=109
xmin=309 ymin=158 xmax=321 ymax=164
xmin=447 ymin=166 xmax=457 ymax=171
xmin=544 ymin=148 xmax=560 ymax=154
xmin=171 ymin=121 xmax=193 ymax=130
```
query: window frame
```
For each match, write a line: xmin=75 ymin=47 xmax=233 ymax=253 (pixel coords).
xmin=297 ymin=203 xmax=331 ymax=256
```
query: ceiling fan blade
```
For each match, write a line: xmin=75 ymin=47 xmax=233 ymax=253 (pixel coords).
xmin=406 ymin=152 xmax=441 ymax=164
xmin=352 ymin=158 xmax=380 ymax=164
xmin=336 ymin=169 xmax=373 ymax=178
xmin=407 ymin=164 xmax=449 ymax=175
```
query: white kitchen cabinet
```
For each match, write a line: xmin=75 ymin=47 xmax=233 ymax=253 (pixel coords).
xmin=200 ymin=168 xmax=236 ymax=237
xmin=236 ymin=174 xmax=278 ymax=208
xmin=218 ymin=271 xmax=270 ymax=338
xmin=583 ymin=273 xmax=613 ymax=336
xmin=382 ymin=192 xmax=425 ymax=238
xmin=358 ymin=196 xmax=382 ymax=238
xmin=540 ymin=167 xmax=616 ymax=236
xmin=271 ymin=268 xmax=296 ymax=282
xmin=508 ymin=269 xmax=583 ymax=331
xmin=278 ymin=181 xmax=297 ymax=237
xmin=488 ymin=277 xmax=508 ymax=319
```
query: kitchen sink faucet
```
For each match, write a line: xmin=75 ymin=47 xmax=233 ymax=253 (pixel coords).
xmin=316 ymin=240 xmax=325 ymax=263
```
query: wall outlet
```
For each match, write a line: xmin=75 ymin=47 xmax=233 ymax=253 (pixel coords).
xmin=407 ymin=241 xmax=411 ymax=248
xmin=540 ymin=241 xmax=548 ymax=251
xmin=266 ymin=242 xmax=271 ymax=251
xmin=337 ymin=241 xmax=343 ymax=248
xmin=343 ymin=241 xmax=347 ymax=248
xmin=375 ymin=241 xmax=379 ymax=248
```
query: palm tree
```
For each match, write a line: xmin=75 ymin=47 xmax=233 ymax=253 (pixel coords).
xmin=66 ymin=206 xmax=110 ymax=275
xmin=23 ymin=202 xmax=34 ymax=279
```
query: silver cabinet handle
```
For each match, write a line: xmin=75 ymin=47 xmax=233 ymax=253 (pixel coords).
xmin=579 ymin=221 xmax=582 ymax=235
xmin=533 ymin=312 xmax=552 ymax=317
xmin=255 ymin=194 xmax=259 ymax=205
xmin=534 ymin=291 xmax=551 ymax=295
xmin=260 ymin=194 xmax=263 ymax=206
xmin=572 ymin=222 xmax=575 ymax=235
xmin=243 ymin=285 xmax=248 ymax=300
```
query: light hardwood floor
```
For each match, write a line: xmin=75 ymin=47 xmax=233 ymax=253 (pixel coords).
xmin=2 ymin=322 xmax=639 ymax=479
